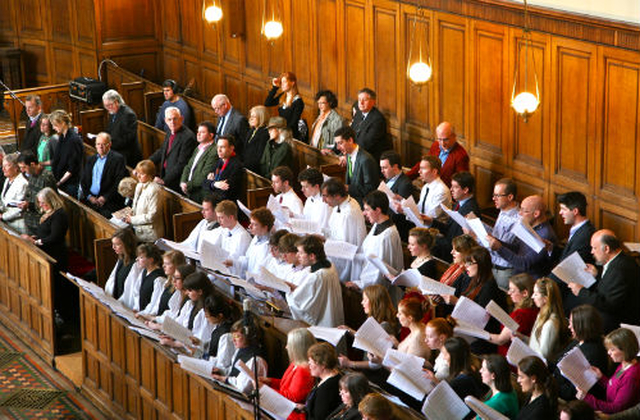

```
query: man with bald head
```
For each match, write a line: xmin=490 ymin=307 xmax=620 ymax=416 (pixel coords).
xmin=567 ymin=229 xmax=640 ymax=333
xmin=488 ymin=195 xmax=557 ymax=279
xmin=407 ymin=121 xmax=469 ymax=187
xmin=211 ymin=94 xmax=249 ymax=159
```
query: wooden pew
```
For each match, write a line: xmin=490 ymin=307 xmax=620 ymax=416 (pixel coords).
xmin=289 ymin=138 xmax=343 ymax=179
xmin=0 ymin=224 xmax=56 ymax=364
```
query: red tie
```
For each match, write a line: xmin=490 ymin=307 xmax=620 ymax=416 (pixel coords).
xmin=30 ymin=120 xmax=36 ymax=128
xmin=164 ymin=134 xmax=176 ymax=168
xmin=454 ymin=202 xmax=460 ymax=211
xmin=279 ymin=196 xmax=283 ymax=204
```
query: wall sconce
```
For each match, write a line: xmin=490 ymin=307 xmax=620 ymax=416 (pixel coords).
xmin=511 ymin=0 xmax=540 ymax=122
xmin=202 ymin=0 xmax=223 ymax=23
xmin=407 ymin=3 xmax=432 ymax=86
xmin=262 ymin=0 xmax=283 ymax=41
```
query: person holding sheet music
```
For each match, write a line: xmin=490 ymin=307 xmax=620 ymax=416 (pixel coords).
xmin=298 ymin=168 xmax=331 ymax=232
xmin=177 ymin=195 xmax=220 ymax=253
xmin=271 ymin=166 xmax=304 ymax=217
xmin=198 ymin=294 xmax=235 ymax=366
xmin=148 ymin=263 xmax=193 ymax=326
xmin=429 ymin=337 xmax=484 ymax=402
xmin=264 ymin=229 xmax=290 ymax=278
xmin=123 ymin=243 xmax=165 ymax=312
xmin=124 ymin=160 xmax=164 ymax=242
xmin=212 ymin=200 xmax=251 ymax=260
xmin=478 ymin=354 xmax=519 ymax=419
xmin=49 ymin=109 xmax=83 ymax=198
xmin=137 ymin=250 xmax=186 ymax=318
xmin=272 ymin=233 xmax=307 ymax=284
xmin=566 ymin=229 xmax=640 ymax=333
xmin=260 ymin=328 xmax=317 ymax=420
xmin=487 ymin=273 xmax=539 ymax=357
xmin=489 ymin=195 xmax=557 ymax=279
xmin=516 ymin=356 xmax=558 ymax=419
xmin=225 ymin=207 xmax=274 ymax=278
xmin=303 ymin=342 xmax=343 ymax=420
xmin=577 ymin=328 xmax=640 ymax=414
xmin=104 ymin=228 xmax=141 ymax=300
xmin=406 ymin=227 xmax=439 ymax=279
xmin=425 ymin=318 xmax=455 ymax=380
xmin=379 ymin=150 xmax=415 ymax=241
xmin=434 ymin=235 xmax=477 ymax=311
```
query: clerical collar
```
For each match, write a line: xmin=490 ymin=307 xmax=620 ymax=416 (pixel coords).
xmin=206 ymin=221 xmax=219 ymax=230
xmin=373 ymin=218 xmax=393 ymax=235
xmin=256 ymin=235 xmax=269 ymax=243
xmin=310 ymin=259 xmax=331 ymax=273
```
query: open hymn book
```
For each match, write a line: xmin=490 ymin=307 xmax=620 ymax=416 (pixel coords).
xmin=259 ymin=385 xmax=297 ymax=420
xmin=452 ymin=296 xmax=490 ymax=329
xmin=307 ymin=326 xmax=348 ymax=346
xmin=464 ymin=395 xmax=509 ymax=420
xmin=486 ymin=300 xmax=519 ymax=332
xmin=421 ymin=381 xmax=470 ymax=420
xmin=551 ymin=251 xmax=596 ymax=288
xmin=557 ymin=346 xmax=598 ymax=392
xmin=506 ymin=337 xmax=545 ymax=367
xmin=353 ymin=317 xmax=394 ymax=358
xmin=162 ymin=316 xmax=194 ymax=344
xmin=386 ymin=358 xmax=433 ymax=401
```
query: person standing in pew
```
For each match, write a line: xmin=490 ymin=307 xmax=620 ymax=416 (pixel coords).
xmin=79 ymin=132 xmax=128 ymax=218
xmin=271 ymin=166 xmax=304 ymax=218
xmin=149 ymin=107 xmax=197 ymax=193
xmin=123 ymin=160 xmax=164 ymax=242
xmin=180 ymin=121 xmax=218 ymax=203
xmin=203 ymin=135 xmax=244 ymax=203
xmin=259 ymin=117 xmax=294 ymax=178
xmin=242 ymin=105 xmax=270 ymax=174
xmin=20 ymin=95 xmax=43 ymax=155
xmin=211 ymin=94 xmax=250 ymax=159
xmin=103 ymin=89 xmax=142 ymax=166
xmin=17 ymin=151 xmax=57 ymax=235
xmin=379 ymin=149 xmax=415 ymax=241
xmin=335 ymin=126 xmax=379 ymax=207
xmin=50 ymin=109 xmax=83 ymax=197
xmin=211 ymin=200 xmax=251 ymax=260
xmin=0 ymin=153 xmax=29 ymax=234
xmin=298 ymin=167 xmax=331 ymax=232
xmin=155 ymin=79 xmax=193 ymax=132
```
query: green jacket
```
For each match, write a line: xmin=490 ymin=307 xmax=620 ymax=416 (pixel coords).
xmin=259 ymin=139 xmax=292 ymax=178
xmin=180 ymin=143 xmax=218 ymax=203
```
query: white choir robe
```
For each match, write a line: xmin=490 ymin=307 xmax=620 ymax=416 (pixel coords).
xmin=175 ymin=300 xmax=197 ymax=328
xmin=263 ymin=254 xmax=288 ymax=279
xmin=180 ymin=219 xmax=219 ymax=253
xmin=232 ymin=235 xmax=270 ymax=278
xmin=154 ymin=290 xmax=184 ymax=324
xmin=278 ymin=264 xmax=310 ymax=287
xmin=138 ymin=277 xmax=169 ymax=316
xmin=104 ymin=260 xmax=142 ymax=297
xmin=219 ymin=223 xmax=252 ymax=260
xmin=203 ymin=331 xmax=235 ymax=371
xmin=286 ymin=263 xmax=344 ymax=327
xmin=325 ymin=196 xmax=366 ymax=281
xmin=278 ymin=189 xmax=304 ymax=217
xmin=303 ymin=193 xmax=331 ymax=232
xmin=225 ymin=353 xmax=268 ymax=394
xmin=192 ymin=309 xmax=215 ymax=344
xmin=118 ymin=266 xmax=145 ymax=310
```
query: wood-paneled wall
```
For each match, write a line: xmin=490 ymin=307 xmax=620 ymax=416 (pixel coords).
xmin=2 ymin=0 xmax=640 ymax=239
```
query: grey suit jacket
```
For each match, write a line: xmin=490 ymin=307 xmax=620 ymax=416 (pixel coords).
xmin=219 ymin=107 xmax=250 ymax=159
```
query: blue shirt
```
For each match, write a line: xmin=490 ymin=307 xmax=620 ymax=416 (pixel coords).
xmin=439 ymin=145 xmax=451 ymax=165
xmin=90 ymin=154 xmax=108 ymax=196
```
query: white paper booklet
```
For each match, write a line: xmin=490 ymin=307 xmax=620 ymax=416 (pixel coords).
xmin=454 ymin=319 xmax=491 ymax=341
xmin=353 ymin=317 xmax=394 ymax=358
xmin=382 ymin=348 xmax=425 ymax=370
xmin=391 ymin=269 xmax=422 ymax=288
xmin=289 ymin=218 xmax=320 ymax=235
xmin=177 ymin=355 xmax=214 ymax=379
xmin=387 ymin=359 xmax=434 ymax=401
xmin=267 ymin=194 xmax=290 ymax=224
xmin=557 ymin=346 xmax=598 ymax=391
xmin=307 ymin=326 xmax=348 ymax=346
xmin=624 ymin=242 xmax=640 ymax=253
xmin=224 ymin=276 xmax=267 ymax=300
xmin=551 ymin=251 xmax=596 ymax=288
xmin=486 ymin=300 xmax=519 ymax=332
xmin=620 ymin=324 xmax=640 ymax=355
xmin=467 ymin=217 xmax=491 ymax=248
xmin=200 ymin=238 xmax=230 ymax=273
xmin=511 ymin=220 xmax=546 ymax=253
xmin=464 ymin=395 xmax=510 ymax=420
xmin=255 ymin=267 xmax=291 ymax=293
xmin=366 ymin=254 xmax=399 ymax=277
xmin=441 ymin=204 xmax=471 ymax=231
xmin=378 ymin=181 xmax=399 ymax=214
xmin=452 ymin=296 xmax=490 ymax=329
xmin=236 ymin=200 xmax=252 ymax=219
xmin=155 ymin=238 xmax=200 ymax=260
xmin=162 ymin=316 xmax=194 ymax=344
xmin=422 ymin=381 xmax=470 ymax=420
xmin=506 ymin=337 xmax=545 ymax=367
xmin=324 ymin=239 xmax=358 ymax=260
xmin=418 ymin=276 xmax=456 ymax=296
xmin=130 ymin=327 xmax=163 ymax=341
xmin=401 ymin=196 xmax=426 ymax=228
xmin=259 ymin=385 xmax=297 ymax=420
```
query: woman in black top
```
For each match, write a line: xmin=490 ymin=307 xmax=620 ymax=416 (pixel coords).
xmin=305 ymin=342 xmax=343 ymax=420
xmin=243 ymin=105 xmax=270 ymax=173
xmin=407 ymin=227 xmax=439 ymax=279
xmin=105 ymin=228 xmax=138 ymax=300
xmin=440 ymin=337 xmax=484 ymax=401
xmin=517 ymin=356 xmax=557 ymax=419
xmin=265 ymin=72 xmax=305 ymax=140
xmin=135 ymin=243 xmax=164 ymax=312
xmin=328 ymin=373 xmax=371 ymax=420
xmin=49 ymin=109 xmax=83 ymax=197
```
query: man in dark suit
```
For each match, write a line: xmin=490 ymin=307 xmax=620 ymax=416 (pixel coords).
xmin=203 ymin=135 xmax=244 ymax=203
xmin=80 ymin=132 xmax=128 ymax=217
xmin=21 ymin=95 xmax=43 ymax=154
xmin=431 ymin=171 xmax=482 ymax=262
xmin=103 ymin=89 xmax=142 ymax=166
xmin=567 ymin=229 xmax=640 ymax=333
xmin=350 ymin=88 xmax=391 ymax=162
xmin=211 ymin=94 xmax=250 ymax=160
xmin=380 ymin=150 xmax=414 ymax=241
xmin=335 ymin=126 xmax=379 ymax=206
xmin=149 ymin=107 xmax=197 ymax=193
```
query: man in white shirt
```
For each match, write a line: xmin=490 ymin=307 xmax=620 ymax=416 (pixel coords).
xmin=298 ymin=167 xmax=331 ymax=232
xmin=271 ymin=166 xmax=304 ymax=217
xmin=178 ymin=195 xmax=220 ymax=253
xmin=226 ymin=207 xmax=274 ymax=278
xmin=213 ymin=200 xmax=251 ymax=260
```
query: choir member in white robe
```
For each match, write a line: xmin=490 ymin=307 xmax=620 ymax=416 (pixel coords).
xmin=104 ymin=228 xmax=142 ymax=300
xmin=225 ymin=207 xmax=274 ymax=278
xmin=349 ymin=191 xmax=404 ymax=302
xmin=286 ymin=235 xmax=345 ymax=327
xmin=321 ymin=178 xmax=366 ymax=281
xmin=271 ymin=166 xmax=304 ymax=217
xmin=214 ymin=200 xmax=251 ymax=260
xmin=152 ymin=264 xmax=194 ymax=324
xmin=178 ymin=196 xmax=220 ymax=253
xmin=298 ymin=167 xmax=331 ymax=232
xmin=275 ymin=232 xmax=310 ymax=287
xmin=118 ymin=244 xmax=164 ymax=311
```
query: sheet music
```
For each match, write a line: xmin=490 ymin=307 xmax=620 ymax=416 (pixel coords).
xmin=506 ymin=337 xmax=545 ymax=367
xmin=366 ymin=254 xmax=399 ymax=277
xmin=511 ymin=220 xmax=545 ymax=253
xmin=451 ymin=296 xmax=490 ymax=329
xmin=391 ymin=269 xmax=422 ymax=288
xmin=464 ymin=395 xmax=510 ymax=420
xmin=109 ymin=216 xmax=130 ymax=228
xmin=259 ymin=385 xmax=297 ymax=420
xmin=324 ymin=239 xmax=358 ymax=260
xmin=382 ymin=348 xmax=425 ymax=370
xmin=401 ymin=196 xmax=426 ymax=228
xmin=256 ymin=267 xmax=291 ymax=293
xmin=441 ymin=204 xmax=471 ymax=231
xmin=551 ymin=251 xmax=596 ymax=288
xmin=486 ymin=300 xmax=519 ymax=332
xmin=177 ymin=355 xmax=214 ymax=379
xmin=620 ymin=324 xmax=640 ymax=356
xmin=467 ymin=217 xmax=491 ymax=248
xmin=422 ymin=381 xmax=470 ymax=420
xmin=307 ymin=326 xmax=348 ymax=346
xmin=224 ymin=276 xmax=267 ymax=300
xmin=289 ymin=218 xmax=320 ymax=235
xmin=557 ymin=346 xmax=598 ymax=391
xmin=267 ymin=195 xmax=290 ymax=224
xmin=111 ymin=206 xmax=132 ymax=220
xmin=353 ymin=317 xmax=394 ymax=358
xmin=377 ymin=181 xmax=399 ymax=214
xmin=156 ymin=238 xmax=200 ymax=260
xmin=418 ymin=276 xmax=456 ymax=296
xmin=624 ymin=242 xmax=640 ymax=253
xmin=454 ymin=319 xmax=491 ymax=341
xmin=200 ymin=238 xmax=230 ymax=273
xmin=387 ymin=359 xmax=434 ymax=401
xmin=130 ymin=327 xmax=163 ymax=341
xmin=236 ymin=200 xmax=252 ymax=219
xmin=162 ymin=316 xmax=193 ymax=344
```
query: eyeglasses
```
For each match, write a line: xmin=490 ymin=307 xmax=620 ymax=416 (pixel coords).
xmin=465 ymin=261 xmax=478 ymax=267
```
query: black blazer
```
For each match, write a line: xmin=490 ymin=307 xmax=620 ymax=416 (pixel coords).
xmin=432 ymin=196 xmax=482 ymax=262
xmin=560 ymin=220 xmax=596 ymax=264
xmin=21 ymin=114 xmax=42 ymax=154
xmin=306 ymin=374 xmax=342 ymax=420
xmin=242 ymin=127 xmax=269 ymax=173
xmin=346 ymin=148 xmax=379 ymax=205
xmin=149 ymin=126 xmax=197 ymax=192
xmin=51 ymin=128 xmax=83 ymax=187
xmin=80 ymin=150 xmax=128 ymax=216
xmin=389 ymin=172 xmax=416 ymax=241
xmin=218 ymin=108 xmax=250 ymax=159
xmin=203 ymin=155 xmax=245 ymax=203
xmin=106 ymin=105 xmax=142 ymax=166
xmin=265 ymin=86 xmax=305 ymax=140
xmin=350 ymin=107 xmax=391 ymax=162
xmin=36 ymin=208 xmax=69 ymax=271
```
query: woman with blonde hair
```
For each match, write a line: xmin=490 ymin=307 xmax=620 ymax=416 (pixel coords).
xmin=36 ymin=114 xmax=58 ymax=171
xmin=242 ymin=105 xmax=270 ymax=173
xmin=124 ymin=160 xmax=163 ymax=242
xmin=49 ymin=109 xmax=83 ymax=196
xmin=137 ymin=250 xmax=186 ymax=318
xmin=265 ymin=71 xmax=305 ymax=140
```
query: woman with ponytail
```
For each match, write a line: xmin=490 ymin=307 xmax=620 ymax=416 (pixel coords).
xmin=516 ymin=355 xmax=557 ymax=419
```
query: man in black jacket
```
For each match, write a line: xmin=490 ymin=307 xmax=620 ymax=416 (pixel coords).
xmin=379 ymin=149 xmax=414 ymax=241
xmin=103 ymin=89 xmax=142 ymax=166
xmin=203 ymin=135 xmax=244 ymax=203
xmin=21 ymin=95 xmax=43 ymax=154
xmin=350 ymin=88 xmax=392 ymax=162
xmin=211 ymin=94 xmax=249 ymax=159
xmin=335 ymin=126 xmax=379 ymax=207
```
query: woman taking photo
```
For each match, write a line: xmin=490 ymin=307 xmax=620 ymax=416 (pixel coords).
xmin=328 ymin=373 xmax=372 ymax=420
xmin=124 ymin=159 xmax=164 ymax=242
xmin=242 ymin=105 xmax=270 ymax=173
xmin=49 ymin=109 xmax=83 ymax=197
xmin=265 ymin=72 xmax=305 ymax=140
xmin=310 ymin=90 xmax=344 ymax=152
xmin=517 ymin=356 xmax=557 ymax=419
xmin=478 ymin=354 xmax=519 ymax=419
xmin=104 ymin=227 xmax=140 ymax=300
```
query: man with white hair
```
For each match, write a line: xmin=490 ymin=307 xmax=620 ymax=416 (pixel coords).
xmin=103 ymin=89 xmax=142 ymax=165
xmin=211 ymin=94 xmax=249 ymax=159
xmin=149 ymin=107 xmax=197 ymax=192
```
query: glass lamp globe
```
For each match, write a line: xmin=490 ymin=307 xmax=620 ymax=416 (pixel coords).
xmin=264 ymin=21 xmax=284 ymax=40
xmin=409 ymin=61 xmax=432 ymax=84
xmin=512 ymin=91 xmax=539 ymax=115
xmin=204 ymin=5 xmax=223 ymax=22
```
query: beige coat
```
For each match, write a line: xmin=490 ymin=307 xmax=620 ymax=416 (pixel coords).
xmin=130 ymin=181 xmax=164 ymax=242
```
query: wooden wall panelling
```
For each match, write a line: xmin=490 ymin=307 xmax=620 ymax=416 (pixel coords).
xmin=596 ymin=200 xmax=639 ymax=242
xmin=98 ymin=0 xmax=156 ymax=43
xmin=202 ymin=66 xmax=222 ymax=103
xmin=372 ymin=0 xmax=400 ymax=123
xmin=74 ymin=0 xmax=97 ymax=48
xmin=202 ymin=20 xmax=222 ymax=62
xmin=77 ymin=48 xmax=98 ymax=78
xmin=549 ymin=37 xmax=597 ymax=192
xmin=343 ymin=0 xmax=367 ymax=107
xmin=18 ymin=0 xmax=46 ymax=38
xmin=241 ymin=0 xmax=263 ymax=76
xmin=20 ymin=40 xmax=50 ymax=85
xmin=180 ymin=0 xmax=202 ymax=56
xmin=472 ymin=158 xmax=505 ymax=210
xmin=316 ymin=0 xmax=339 ymax=93
xmin=595 ymin=46 xmax=640 ymax=211
xmin=50 ymin=0 xmax=72 ymax=44
xmin=0 ymin=0 xmax=18 ymax=46
xmin=290 ymin=0 xmax=315 ymax=94
xmin=163 ymin=50 xmax=183 ymax=84
xmin=53 ymin=46 xmax=75 ymax=82
xmin=162 ymin=0 xmax=182 ymax=46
